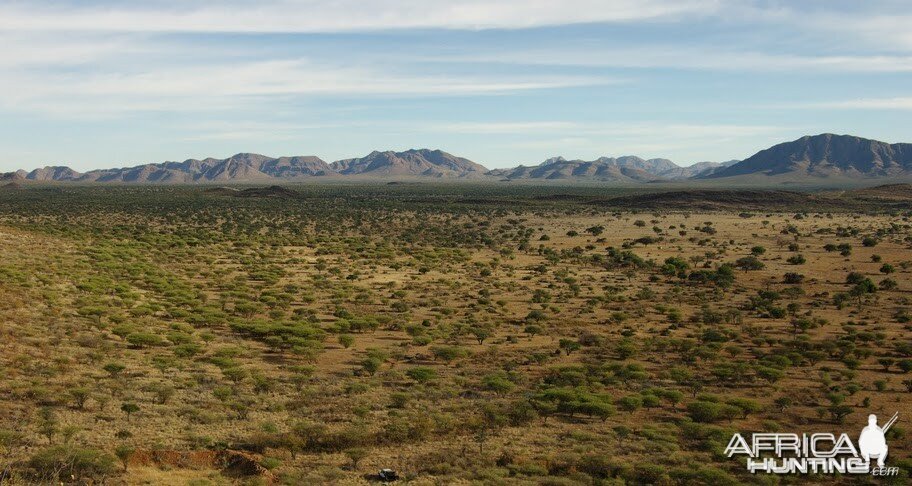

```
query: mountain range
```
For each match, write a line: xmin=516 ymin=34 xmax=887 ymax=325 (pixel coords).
xmin=703 ymin=133 xmax=912 ymax=180
xmin=2 ymin=134 xmax=910 ymax=184
xmin=331 ymin=150 xmax=486 ymax=178
xmin=487 ymin=156 xmax=738 ymax=182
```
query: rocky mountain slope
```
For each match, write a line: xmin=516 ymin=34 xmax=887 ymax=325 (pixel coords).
xmin=331 ymin=149 xmax=487 ymax=178
xmin=4 ymin=134 xmax=909 ymax=184
xmin=488 ymin=156 xmax=738 ymax=182
xmin=488 ymin=156 xmax=667 ymax=182
xmin=705 ymin=134 xmax=912 ymax=179
xmin=1 ymin=150 xmax=485 ymax=182
xmin=2 ymin=153 xmax=333 ymax=183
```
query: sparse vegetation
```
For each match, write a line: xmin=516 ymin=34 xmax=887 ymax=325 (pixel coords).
xmin=0 ymin=184 xmax=909 ymax=484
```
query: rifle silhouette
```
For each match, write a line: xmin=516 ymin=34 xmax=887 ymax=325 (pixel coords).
xmin=882 ymin=412 xmax=899 ymax=434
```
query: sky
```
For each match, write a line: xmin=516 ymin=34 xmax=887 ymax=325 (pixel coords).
xmin=1 ymin=0 xmax=911 ymax=171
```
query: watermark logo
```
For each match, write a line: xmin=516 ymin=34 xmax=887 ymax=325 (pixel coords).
xmin=725 ymin=412 xmax=898 ymax=476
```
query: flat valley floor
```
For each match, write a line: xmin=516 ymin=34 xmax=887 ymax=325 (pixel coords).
xmin=0 ymin=184 xmax=910 ymax=484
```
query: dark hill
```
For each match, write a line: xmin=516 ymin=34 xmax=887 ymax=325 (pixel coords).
xmin=489 ymin=156 xmax=671 ymax=182
xmin=331 ymin=149 xmax=487 ymax=178
xmin=232 ymin=186 xmax=299 ymax=198
xmin=707 ymin=134 xmax=912 ymax=179
xmin=594 ymin=190 xmax=822 ymax=210
xmin=851 ymin=183 xmax=912 ymax=200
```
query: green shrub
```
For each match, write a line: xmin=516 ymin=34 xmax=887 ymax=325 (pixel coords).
xmin=687 ymin=401 xmax=741 ymax=423
xmin=406 ymin=367 xmax=437 ymax=383
xmin=126 ymin=332 xmax=165 ymax=348
xmin=28 ymin=446 xmax=115 ymax=481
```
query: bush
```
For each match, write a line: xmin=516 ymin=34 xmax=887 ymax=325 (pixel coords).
xmin=338 ymin=334 xmax=355 ymax=348
xmin=173 ymin=342 xmax=202 ymax=358
xmin=115 ymin=445 xmax=134 ymax=471
xmin=535 ymin=388 xmax=614 ymax=420
xmin=735 ymin=256 xmax=764 ymax=271
xmin=898 ymin=359 xmax=912 ymax=373
xmin=578 ymin=454 xmax=622 ymax=479
xmin=482 ymin=372 xmax=515 ymax=394
xmin=126 ymin=332 xmax=165 ymax=348
xmin=361 ymin=357 xmax=382 ymax=376
xmin=617 ymin=395 xmax=642 ymax=412
xmin=670 ymin=466 xmax=739 ymax=485
xmin=406 ymin=367 xmax=437 ymax=383
xmin=786 ymin=254 xmax=806 ymax=265
xmin=629 ymin=463 xmax=670 ymax=484
xmin=389 ymin=392 xmax=410 ymax=409
xmin=430 ymin=345 xmax=468 ymax=363
xmin=687 ymin=401 xmax=741 ymax=423
xmin=28 ymin=446 xmax=115 ymax=481
xmin=641 ymin=394 xmax=661 ymax=408
xmin=726 ymin=397 xmax=762 ymax=418
xmin=507 ymin=400 xmax=539 ymax=426
xmin=121 ymin=402 xmax=140 ymax=418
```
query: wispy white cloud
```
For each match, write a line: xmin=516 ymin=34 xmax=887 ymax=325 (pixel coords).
xmin=433 ymin=47 xmax=912 ymax=73
xmin=703 ymin=2 xmax=912 ymax=52
xmin=0 ymin=33 xmax=136 ymax=67
xmin=1 ymin=0 xmax=909 ymax=172
xmin=811 ymin=97 xmax=912 ymax=110
xmin=0 ymin=58 xmax=607 ymax=117
xmin=804 ymin=12 xmax=912 ymax=52
xmin=422 ymin=121 xmax=791 ymax=165
xmin=426 ymin=121 xmax=785 ymax=138
xmin=178 ymin=121 xmax=355 ymax=142
xmin=433 ymin=121 xmax=579 ymax=133
xmin=171 ymin=119 xmax=789 ymax=165
xmin=64 ymin=60 xmax=598 ymax=97
xmin=4 ymin=1 xmax=911 ymax=54
xmin=0 ymin=0 xmax=719 ymax=33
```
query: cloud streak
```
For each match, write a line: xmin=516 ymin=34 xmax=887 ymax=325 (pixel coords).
xmin=0 ymin=0 xmax=719 ymax=33
xmin=812 ymin=97 xmax=912 ymax=111
xmin=0 ymin=58 xmax=608 ymax=117
xmin=421 ymin=121 xmax=792 ymax=166
xmin=427 ymin=121 xmax=786 ymax=137
xmin=438 ymin=47 xmax=912 ymax=73
xmin=0 ymin=0 xmax=909 ymax=172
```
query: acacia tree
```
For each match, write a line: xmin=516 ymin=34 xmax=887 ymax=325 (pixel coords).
xmin=559 ymin=339 xmax=580 ymax=356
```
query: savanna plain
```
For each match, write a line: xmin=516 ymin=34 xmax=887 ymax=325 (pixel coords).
xmin=0 ymin=183 xmax=910 ymax=485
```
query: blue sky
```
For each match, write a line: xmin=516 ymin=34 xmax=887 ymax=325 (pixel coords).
xmin=1 ymin=0 xmax=911 ymax=171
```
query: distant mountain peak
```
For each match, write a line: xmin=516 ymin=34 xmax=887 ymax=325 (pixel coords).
xmin=706 ymin=133 xmax=912 ymax=179
xmin=3 ymin=134 xmax=910 ymax=184
xmin=330 ymin=149 xmax=487 ymax=178
xmin=3 ymin=154 xmax=332 ymax=183
xmin=489 ymin=155 xmax=681 ymax=182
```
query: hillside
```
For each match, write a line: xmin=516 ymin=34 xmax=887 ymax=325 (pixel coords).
xmin=0 ymin=150 xmax=486 ymax=182
xmin=489 ymin=156 xmax=672 ymax=182
xmin=656 ymin=160 xmax=739 ymax=179
xmin=331 ymin=149 xmax=487 ymax=178
xmin=707 ymin=134 xmax=912 ymax=179
xmin=0 ymin=153 xmax=332 ymax=183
